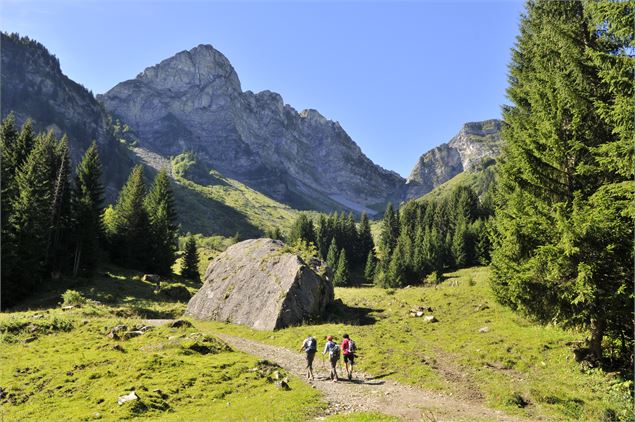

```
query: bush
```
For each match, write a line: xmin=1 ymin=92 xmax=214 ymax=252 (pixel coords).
xmin=61 ymin=290 xmax=87 ymax=307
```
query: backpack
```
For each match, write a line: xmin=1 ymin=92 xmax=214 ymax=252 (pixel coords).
xmin=348 ymin=339 xmax=356 ymax=354
xmin=330 ymin=343 xmax=340 ymax=360
xmin=306 ymin=337 xmax=317 ymax=352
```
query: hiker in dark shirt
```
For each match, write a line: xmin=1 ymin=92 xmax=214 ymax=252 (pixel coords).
xmin=322 ymin=335 xmax=340 ymax=382
xmin=299 ymin=335 xmax=318 ymax=380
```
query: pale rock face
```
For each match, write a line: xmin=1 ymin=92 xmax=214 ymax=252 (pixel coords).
xmin=100 ymin=44 xmax=405 ymax=213
xmin=185 ymin=238 xmax=334 ymax=330
xmin=405 ymin=119 xmax=502 ymax=199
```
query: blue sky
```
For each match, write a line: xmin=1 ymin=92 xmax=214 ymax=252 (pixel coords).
xmin=2 ymin=0 xmax=524 ymax=177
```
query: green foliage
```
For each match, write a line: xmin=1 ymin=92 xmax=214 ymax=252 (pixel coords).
xmin=491 ymin=0 xmax=634 ymax=366
xmin=104 ymin=165 xmax=151 ymax=271
xmin=61 ymin=289 xmax=87 ymax=307
xmin=180 ymin=235 xmax=200 ymax=282
xmin=71 ymin=142 xmax=104 ymax=277
xmin=333 ymin=249 xmax=349 ymax=286
xmin=283 ymin=239 xmax=320 ymax=266
xmin=144 ymin=169 xmax=178 ymax=275
xmin=379 ymin=203 xmax=399 ymax=258
xmin=287 ymin=213 xmax=316 ymax=246
xmin=363 ymin=250 xmax=376 ymax=282
xmin=325 ymin=238 xmax=339 ymax=270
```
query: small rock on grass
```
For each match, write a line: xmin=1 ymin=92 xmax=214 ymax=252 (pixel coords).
xmin=479 ymin=327 xmax=490 ymax=333
xmin=168 ymin=320 xmax=193 ymax=329
xmin=424 ymin=315 xmax=438 ymax=323
xmin=118 ymin=391 xmax=139 ymax=405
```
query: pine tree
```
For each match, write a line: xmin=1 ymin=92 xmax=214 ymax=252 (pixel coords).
xmin=47 ymin=137 xmax=72 ymax=276
xmin=357 ymin=212 xmax=374 ymax=268
xmin=105 ymin=165 xmax=150 ymax=270
xmin=385 ymin=240 xmax=406 ymax=288
xmin=451 ymin=218 xmax=468 ymax=268
xmin=288 ymin=214 xmax=316 ymax=246
xmin=363 ymin=250 xmax=376 ymax=282
xmin=326 ymin=238 xmax=339 ymax=270
xmin=1 ymin=114 xmax=20 ymax=306
xmin=379 ymin=203 xmax=399 ymax=258
xmin=72 ymin=142 xmax=104 ymax=277
xmin=333 ymin=249 xmax=349 ymax=286
xmin=6 ymin=132 xmax=56 ymax=304
xmin=491 ymin=0 xmax=633 ymax=362
xmin=145 ymin=169 xmax=178 ymax=275
xmin=181 ymin=235 xmax=200 ymax=282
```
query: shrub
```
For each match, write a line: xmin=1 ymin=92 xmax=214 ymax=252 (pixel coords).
xmin=61 ymin=290 xmax=87 ymax=306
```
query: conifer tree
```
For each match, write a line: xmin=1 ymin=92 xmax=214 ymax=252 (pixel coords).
xmin=491 ymin=0 xmax=633 ymax=361
xmin=326 ymin=238 xmax=339 ymax=270
xmin=6 ymin=132 xmax=56 ymax=303
xmin=72 ymin=142 xmax=104 ymax=277
xmin=288 ymin=214 xmax=316 ymax=246
xmin=47 ymin=137 xmax=72 ymax=276
xmin=357 ymin=213 xmax=374 ymax=268
xmin=145 ymin=169 xmax=178 ymax=275
xmin=1 ymin=115 xmax=20 ymax=305
xmin=385 ymin=239 xmax=406 ymax=288
xmin=181 ymin=235 xmax=200 ymax=282
xmin=379 ymin=203 xmax=399 ymax=257
xmin=363 ymin=250 xmax=376 ymax=282
xmin=333 ymin=248 xmax=349 ymax=286
xmin=105 ymin=165 xmax=150 ymax=270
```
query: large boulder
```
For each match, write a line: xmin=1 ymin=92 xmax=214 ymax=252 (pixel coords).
xmin=184 ymin=238 xmax=334 ymax=330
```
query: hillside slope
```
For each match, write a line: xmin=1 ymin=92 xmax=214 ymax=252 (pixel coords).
xmin=0 ymin=32 xmax=132 ymax=200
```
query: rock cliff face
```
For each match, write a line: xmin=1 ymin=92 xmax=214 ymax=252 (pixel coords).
xmin=185 ymin=238 xmax=334 ymax=330
xmin=0 ymin=33 xmax=132 ymax=199
xmin=405 ymin=119 xmax=502 ymax=199
xmin=100 ymin=44 xmax=405 ymax=214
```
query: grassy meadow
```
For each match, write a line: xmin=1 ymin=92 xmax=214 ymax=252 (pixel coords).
xmin=1 ymin=266 xmax=632 ymax=421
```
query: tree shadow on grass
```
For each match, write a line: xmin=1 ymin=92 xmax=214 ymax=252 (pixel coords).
xmin=323 ymin=299 xmax=379 ymax=326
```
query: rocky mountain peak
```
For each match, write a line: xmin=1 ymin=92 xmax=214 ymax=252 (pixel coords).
xmin=405 ymin=119 xmax=502 ymax=199
xmin=101 ymin=43 xmax=405 ymax=213
xmin=136 ymin=43 xmax=241 ymax=93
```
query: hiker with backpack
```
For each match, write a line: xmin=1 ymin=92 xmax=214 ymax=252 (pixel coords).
xmin=341 ymin=333 xmax=356 ymax=380
xmin=322 ymin=335 xmax=340 ymax=382
xmin=299 ymin=335 xmax=318 ymax=380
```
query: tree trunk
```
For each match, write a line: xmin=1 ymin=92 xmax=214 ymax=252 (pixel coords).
xmin=588 ymin=318 xmax=605 ymax=362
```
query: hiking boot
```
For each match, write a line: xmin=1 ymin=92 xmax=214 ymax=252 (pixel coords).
xmin=348 ymin=373 xmax=352 ymax=381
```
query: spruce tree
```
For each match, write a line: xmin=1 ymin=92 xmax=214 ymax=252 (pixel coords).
xmin=379 ymin=202 xmax=399 ymax=258
xmin=326 ymin=238 xmax=339 ymax=270
xmin=145 ymin=169 xmax=178 ymax=275
xmin=181 ymin=235 xmax=200 ymax=282
xmin=333 ymin=248 xmax=349 ymax=286
xmin=106 ymin=165 xmax=150 ymax=270
xmin=357 ymin=213 xmax=374 ymax=268
xmin=491 ymin=0 xmax=632 ymax=361
xmin=288 ymin=214 xmax=316 ymax=246
xmin=47 ymin=137 xmax=72 ymax=276
xmin=1 ymin=114 xmax=20 ymax=306
xmin=72 ymin=142 xmax=104 ymax=277
xmin=6 ymin=132 xmax=56 ymax=303
xmin=363 ymin=250 xmax=376 ymax=282
xmin=385 ymin=240 xmax=406 ymax=288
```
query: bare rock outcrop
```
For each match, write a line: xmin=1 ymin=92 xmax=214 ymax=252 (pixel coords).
xmin=185 ymin=238 xmax=334 ymax=330
xmin=405 ymin=119 xmax=502 ymax=199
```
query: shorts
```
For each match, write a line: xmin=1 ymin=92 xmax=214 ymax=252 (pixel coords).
xmin=306 ymin=350 xmax=316 ymax=368
xmin=344 ymin=353 xmax=355 ymax=364
xmin=329 ymin=356 xmax=338 ymax=369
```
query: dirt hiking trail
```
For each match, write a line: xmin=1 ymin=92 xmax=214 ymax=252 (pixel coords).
xmin=145 ymin=320 xmax=524 ymax=421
